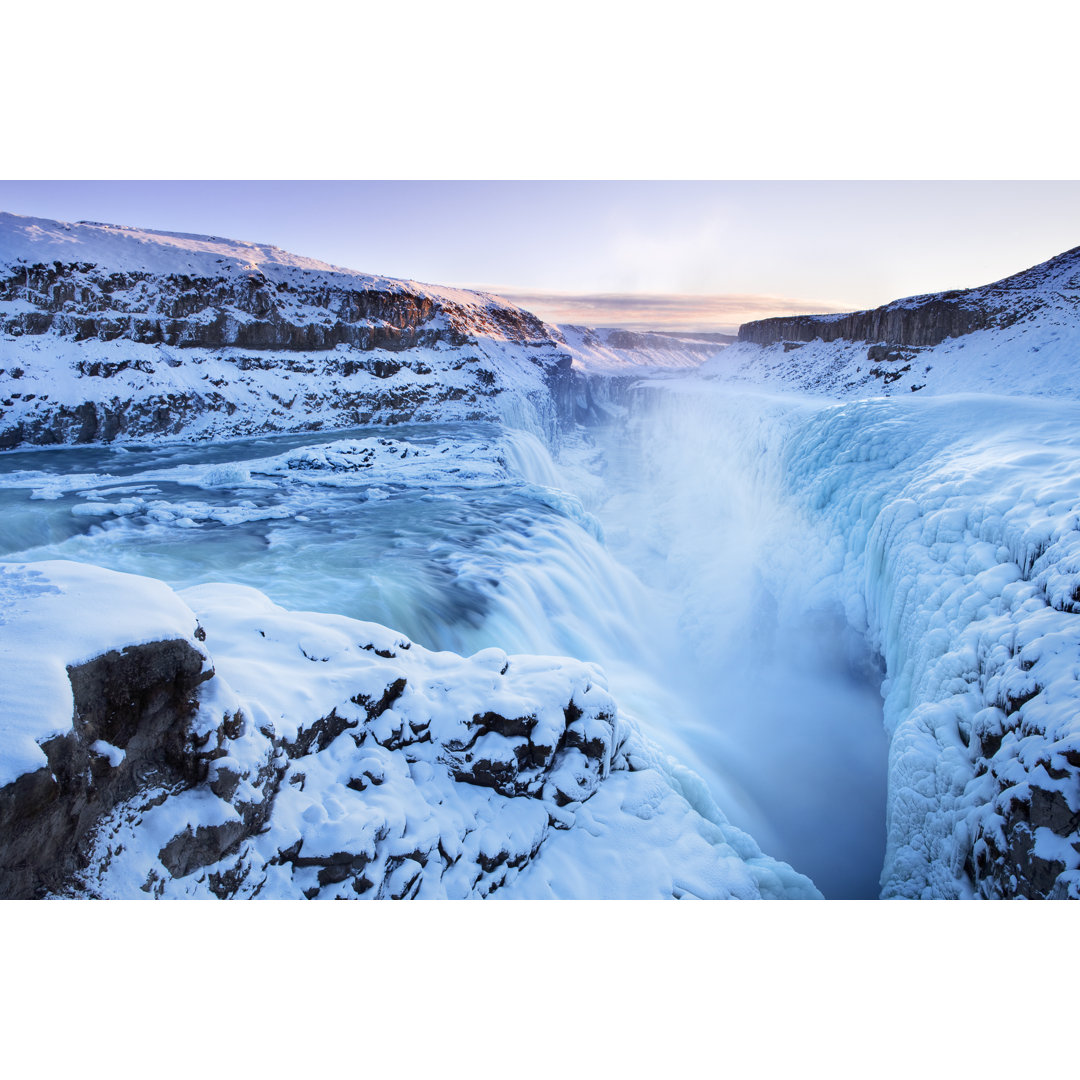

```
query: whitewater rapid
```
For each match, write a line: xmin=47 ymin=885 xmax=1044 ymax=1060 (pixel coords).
xmin=0 ymin=389 xmax=896 ymax=897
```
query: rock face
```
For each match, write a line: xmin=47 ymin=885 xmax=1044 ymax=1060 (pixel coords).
xmin=0 ymin=638 xmax=215 ymax=898
xmin=972 ymin=775 xmax=1080 ymax=899
xmin=967 ymin=665 xmax=1080 ymax=900
xmin=737 ymin=244 xmax=1080 ymax=347
xmin=0 ymin=260 xmax=550 ymax=354
xmin=0 ymin=214 xmax=574 ymax=448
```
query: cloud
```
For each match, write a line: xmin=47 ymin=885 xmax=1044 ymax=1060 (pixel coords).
xmin=475 ymin=288 xmax=851 ymax=334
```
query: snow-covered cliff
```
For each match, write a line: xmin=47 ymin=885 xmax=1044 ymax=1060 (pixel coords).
xmin=0 ymin=560 xmax=816 ymax=899
xmin=5 ymin=214 xmax=1080 ymax=900
xmin=687 ymin=244 xmax=1080 ymax=898
xmin=778 ymin=395 xmax=1080 ymax=898
xmin=711 ymin=243 xmax=1080 ymax=398
xmin=0 ymin=213 xmax=578 ymax=447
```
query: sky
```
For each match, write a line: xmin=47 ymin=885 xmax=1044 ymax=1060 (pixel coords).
xmin=3 ymin=180 xmax=1080 ymax=333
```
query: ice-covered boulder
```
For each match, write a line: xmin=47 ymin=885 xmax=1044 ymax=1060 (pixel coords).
xmin=0 ymin=562 xmax=235 ymax=897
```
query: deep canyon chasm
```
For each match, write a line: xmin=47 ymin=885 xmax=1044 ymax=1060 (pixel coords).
xmin=2 ymin=216 xmax=1079 ymax=899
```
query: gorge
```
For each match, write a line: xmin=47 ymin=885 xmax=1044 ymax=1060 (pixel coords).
xmin=1 ymin=213 xmax=1078 ymax=900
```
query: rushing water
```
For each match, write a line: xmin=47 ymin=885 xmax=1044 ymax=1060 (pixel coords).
xmin=569 ymin=383 xmax=888 ymax=897
xmin=0 ymin=393 xmax=889 ymax=898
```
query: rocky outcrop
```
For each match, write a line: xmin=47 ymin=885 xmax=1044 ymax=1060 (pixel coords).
xmin=253 ymin=668 xmax=620 ymax=900
xmin=972 ymin=779 xmax=1080 ymax=899
xmin=0 ymin=214 xmax=577 ymax=449
xmin=738 ymin=244 xmax=1080 ymax=347
xmin=0 ymin=262 xmax=553 ymax=354
xmin=968 ymin=688 xmax=1080 ymax=899
xmin=738 ymin=298 xmax=992 ymax=348
xmin=0 ymin=631 xmax=618 ymax=900
xmin=0 ymin=568 xmax=633 ymax=900
xmin=0 ymin=638 xmax=216 ymax=898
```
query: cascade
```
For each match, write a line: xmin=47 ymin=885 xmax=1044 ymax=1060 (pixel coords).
xmin=0 ymin=390 xmax=892 ymax=897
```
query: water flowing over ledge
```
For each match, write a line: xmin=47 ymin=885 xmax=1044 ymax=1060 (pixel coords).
xmin=4 ymin=213 xmax=1079 ymax=899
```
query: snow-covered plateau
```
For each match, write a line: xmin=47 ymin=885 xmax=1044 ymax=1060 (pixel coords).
xmin=1 ymin=213 xmax=1078 ymax=899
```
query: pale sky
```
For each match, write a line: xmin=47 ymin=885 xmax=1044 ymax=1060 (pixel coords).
xmin=3 ymin=180 xmax=1079 ymax=333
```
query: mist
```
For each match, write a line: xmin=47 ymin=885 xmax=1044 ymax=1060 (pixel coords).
xmin=0 ymin=391 xmax=891 ymax=897
xmin=562 ymin=381 xmax=889 ymax=897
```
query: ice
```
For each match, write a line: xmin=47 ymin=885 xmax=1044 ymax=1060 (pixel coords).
xmin=5 ymin=217 xmax=1080 ymax=897
xmin=90 ymin=740 xmax=126 ymax=767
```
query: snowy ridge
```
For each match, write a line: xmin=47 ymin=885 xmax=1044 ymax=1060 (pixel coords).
xmin=737 ymin=242 xmax=1080 ymax=345
xmin=710 ymin=302 xmax=1080 ymax=399
xmin=714 ymin=244 xmax=1080 ymax=399
xmin=0 ymin=213 xmax=524 ymax=315
xmin=0 ymin=211 xmax=575 ymax=449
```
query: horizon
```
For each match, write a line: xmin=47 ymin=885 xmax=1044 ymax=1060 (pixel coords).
xmin=3 ymin=181 xmax=1080 ymax=335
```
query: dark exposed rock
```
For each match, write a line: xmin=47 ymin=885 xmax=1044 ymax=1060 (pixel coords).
xmin=0 ymin=261 xmax=554 ymax=354
xmin=970 ymin=776 xmax=1080 ymax=898
xmin=738 ymin=243 xmax=1080 ymax=348
xmin=739 ymin=298 xmax=992 ymax=348
xmin=282 ymin=707 xmax=359 ymax=759
xmin=543 ymin=356 xmax=646 ymax=427
xmin=1030 ymin=785 xmax=1080 ymax=835
xmin=352 ymin=677 xmax=407 ymax=722
xmin=472 ymin=710 xmax=536 ymax=739
xmin=158 ymin=820 xmax=247 ymax=878
xmin=0 ymin=638 xmax=214 ymax=899
xmin=67 ymin=640 xmax=213 ymax=778
xmin=444 ymin=699 xmax=614 ymax=802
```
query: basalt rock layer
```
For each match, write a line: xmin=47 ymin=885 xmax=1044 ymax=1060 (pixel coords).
xmin=738 ymin=244 xmax=1080 ymax=348
xmin=0 ymin=214 xmax=573 ymax=448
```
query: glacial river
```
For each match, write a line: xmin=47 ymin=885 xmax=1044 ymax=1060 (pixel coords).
xmin=0 ymin=393 xmax=889 ymax=898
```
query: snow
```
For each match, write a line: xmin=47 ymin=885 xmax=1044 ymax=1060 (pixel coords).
xmin=705 ymin=255 xmax=1080 ymax=401
xmin=0 ymin=560 xmax=206 ymax=786
xmin=89 ymin=739 xmax=126 ymax=767
xmin=2 ymin=566 xmax=815 ymax=900
xmin=558 ymin=325 xmax=725 ymax=375
xmin=0 ymin=211 xmax=588 ymax=451
xmin=3 ymin=214 xmax=1079 ymax=899
xmin=0 ymin=330 xmax=565 ymax=447
xmin=0 ymin=212 xmax=524 ymax=315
